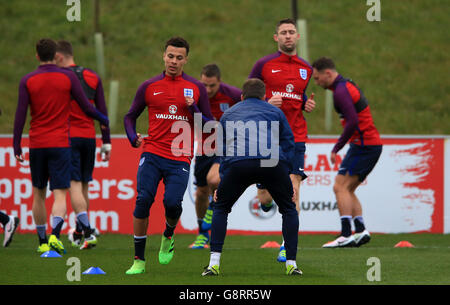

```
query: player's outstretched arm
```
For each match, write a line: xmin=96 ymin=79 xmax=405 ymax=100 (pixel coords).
xmin=93 ymin=77 xmax=112 ymax=160
xmin=124 ymin=83 xmax=147 ymax=147
xmin=94 ymin=77 xmax=111 ymax=143
xmin=331 ymin=87 xmax=359 ymax=154
xmin=13 ymin=77 xmax=30 ymax=162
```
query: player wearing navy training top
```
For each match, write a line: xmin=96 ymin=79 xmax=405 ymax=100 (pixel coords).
xmin=55 ymin=40 xmax=110 ymax=250
xmin=124 ymin=37 xmax=213 ymax=274
xmin=190 ymin=63 xmax=241 ymax=249
xmin=13 ymin=38 xmax=109 ymax=254
xmin=202 ymin=78 xmax=302 ymax=276
xmin=249 ymin=18 xmax=316 ymax=262
xmin=312 ymin=57 xmax=382 ymax=248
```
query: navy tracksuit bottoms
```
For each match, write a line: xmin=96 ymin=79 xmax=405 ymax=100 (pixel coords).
xmin=211 ymin=159 xmax=299 ymax=260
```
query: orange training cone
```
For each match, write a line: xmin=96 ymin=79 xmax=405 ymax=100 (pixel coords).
xmin=260 ymin=241 xmax=281 ymax=248
xmin=394 ymin=241 xmax=414 ymax=248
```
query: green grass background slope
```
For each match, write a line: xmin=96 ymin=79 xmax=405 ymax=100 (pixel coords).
xmin=0 ymin=0 xmax=449 ymax=135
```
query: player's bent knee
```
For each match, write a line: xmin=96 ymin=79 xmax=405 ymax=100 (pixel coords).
xmin=164 ymin=200 xmax=183 ymax=219
xmin=278 ymin=203 xmax=298 ymax=216
xmin=214 ymin=204 xmax=232 ymax=215
xmin=133 ymin=205 xmax=150 ymax=219
xmin=333 ymin=182 xmax=349 ymax=195
xmin=332 ymin=183 xmax=340 ymax=194
xmin=207 ymin=174 xmax=220 ymax=189
xmin=333 ymin=175 xmax=347 ymax=193
xmin=134 ymin=193 xmax=154 ymax=218
xmin=165 ymin=206 xmax=182 ymax=220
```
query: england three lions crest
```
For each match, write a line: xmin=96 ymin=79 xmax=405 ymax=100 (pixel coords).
xmin=183 ymin=88 xmax=194 ymax=98
xmin=299 ymin=68 xmax=308 ymax=80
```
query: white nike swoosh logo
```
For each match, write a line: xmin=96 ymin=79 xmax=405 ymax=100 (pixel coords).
xmin=154 ymin=92 xmax=164 ymax=95
xmin=271 ymin=69 xmax=282 ymax=73
xmin=6 ymin=220 xmax=14 ymax=233
xmin=338 ymin=239 xmax=352 ymax=245
xmin=182 ymin=168 xmax=189 ymax=172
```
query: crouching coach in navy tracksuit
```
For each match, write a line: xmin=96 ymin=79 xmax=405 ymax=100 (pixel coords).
xmin=202 ymin=78 xmax=303 ymax=276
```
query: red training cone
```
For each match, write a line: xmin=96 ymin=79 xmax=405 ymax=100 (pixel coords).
xmin=260 ymin=241 xmax=281 ymax=248
xmin=394 ymin=241 xmax=414 ymax=248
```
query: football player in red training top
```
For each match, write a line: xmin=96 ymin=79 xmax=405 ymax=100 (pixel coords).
xmin=55 ymin=40 xmax=111 ymax=250
xmin=249 ymin=18 xmax=316 ymax=262
xmin=312 ymin=57 xmax=382 ymax=248
xmin=124 ymin=37 xmax=213 ymax=274
xmin=190 ymin=63 xmax=241 ymax=249
xmin=13 ymin=38 xmax=109 ymax=254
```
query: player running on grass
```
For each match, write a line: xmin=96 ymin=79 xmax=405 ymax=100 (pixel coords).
xmin=202 ymin=79 xmax=302 ymax=276
xmin=248 ymin=18 xmax=315 ymax=262
xmin=124 ymin=37 xmax=213 ymax=274
xmin=311 ymin=57 xmax=382 ymax=248
xmin=55 ymin=40 xmax=111 ymax=250
xmin=13 ymin=38 xmax=109 ymax=255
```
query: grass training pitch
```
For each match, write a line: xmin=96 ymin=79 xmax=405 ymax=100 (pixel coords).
xmin=1 ymin=233 xmax=449 ymax=285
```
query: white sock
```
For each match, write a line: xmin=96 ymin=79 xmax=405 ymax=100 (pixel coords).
xmin=209 ymin=251 xmax=221 ymax=267
xmin=134 ymin=235 xmax=147 ymax=239
xmin=286 ymin=260 xmax=297 ymax=269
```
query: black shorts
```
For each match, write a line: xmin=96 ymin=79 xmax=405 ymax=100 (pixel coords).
xmin=257 ymin=142 xmax=307 ymax=189
xmin=70 ymin=137 xmax=96 ymax=183
xmin=30 ymin=147 xmax=71 ymax=190
xmin=216 ymin=159 xmax=296 ymax=215
xmin=338 ymin=144 xmax=382 ymax=181
xmin=193 ymin=155 xmax=220 ymax=187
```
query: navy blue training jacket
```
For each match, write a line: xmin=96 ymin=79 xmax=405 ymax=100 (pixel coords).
xmin=218 ymin=97 xmax=295 ymax=174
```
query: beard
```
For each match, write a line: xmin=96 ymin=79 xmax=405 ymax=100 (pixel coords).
xmin=280 ymin=43 xmax=296 ymax=53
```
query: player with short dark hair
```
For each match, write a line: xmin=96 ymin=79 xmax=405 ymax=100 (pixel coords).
xmin=35 ymin=38 xmax=57 ymax=62
xmin=312 ymin=56 xmax=382 ymax=248
xmin=249 ymin=18 xmax=316 ymax=262
xmin=201 ymin=63 xmax=221 ymax=79
xmin=202 ymin=78 xmax=302 ymax=276
xmin=13 ymin=38 xmax=109 ymax=254
xmin=190 ymin=63 xmax=241 ymax=249
xmin=124 ymin=37 xmax=213 ymax=274
xmin=55 ymin=40 xmax=111 ymax=250
xmin=165 ymin=36 xmax=190 ymax=55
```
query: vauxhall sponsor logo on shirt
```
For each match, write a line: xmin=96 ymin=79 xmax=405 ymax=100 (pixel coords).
xmin=155 ymin=104 xmax=189 ymax=121
xmin=271 ymin=83 xmax=303 ymax=100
